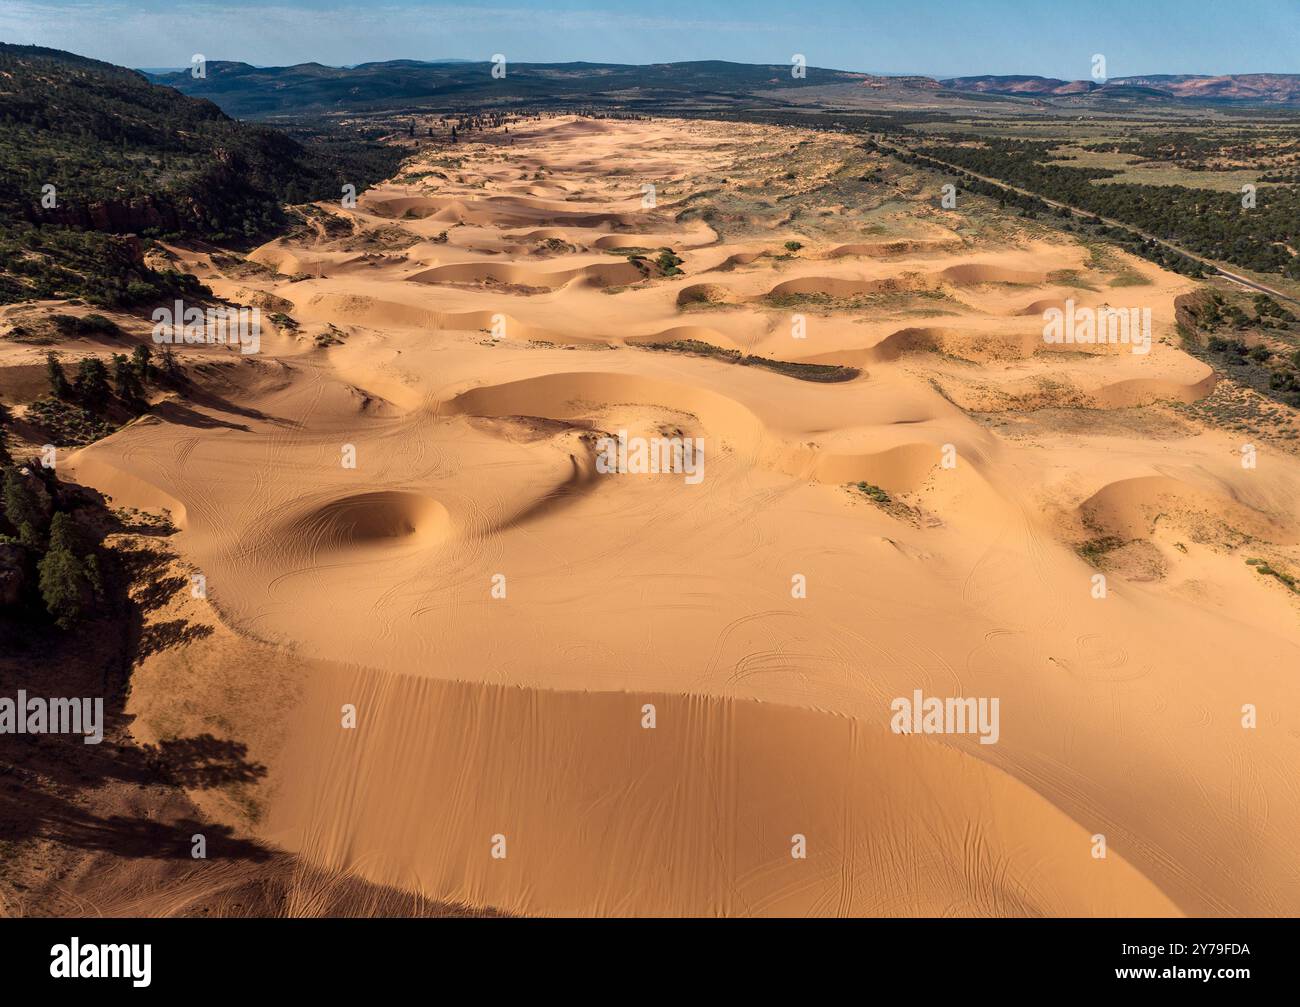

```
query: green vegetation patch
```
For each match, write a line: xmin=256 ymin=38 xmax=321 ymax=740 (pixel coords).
xmin=852 ymin=481 xmax=891 ymax=504
xmin=23 ymin=397 xmax=117 ymax=446
xmin=637 ymin=339 xmax=859 ymax=382
xmin=1246 ymin=557 xmax=1300 ymax=593
xmin=1077 ymin=535 xmax=1130 ymax=567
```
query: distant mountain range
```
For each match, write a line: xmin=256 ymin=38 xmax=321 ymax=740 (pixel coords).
xmin=144 ymin=59 xmax=873 ymax=118
xmin=138 ymin=58 xmax=1300 ymax=119
xmin=941 ymin=73 xmax=1300 ymax=103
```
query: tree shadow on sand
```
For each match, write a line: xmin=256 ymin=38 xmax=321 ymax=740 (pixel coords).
xmin=0 ymin=496 xmax=272 ymax=866
xmin=149 ymin=399 xmax=252 ymax=432
xmin=0 ymin=727 xmax=270 ymax=861
xmin=137 ymin=618 xmax=214 ymax=658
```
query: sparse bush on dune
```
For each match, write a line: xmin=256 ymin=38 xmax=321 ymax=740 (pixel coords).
xmin=1247 ymin=557 xmax=1300 ymax=593
xmin=656 ymin=248 xmax=684 ymax=275
xmin=853 ymin=481 xmax=891 ymax=504
xmin=22 ymin=397 xmax=117 ymax=447
xmin=741 ymin=356 xmax=857 ymax=382
xmin=638 ymin=339 xmax=859 ymax=382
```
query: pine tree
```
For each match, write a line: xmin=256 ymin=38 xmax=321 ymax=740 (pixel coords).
xmin=39 ymin=513 xmax=92 ymax=629
xmin=158 ymin=344 xmax=181 ymax=380
xmin=2 ymin=468 xmax=45 ymax=543
xmin=112 ymin=352 xmax=144 ymax=409
xmin=0 ymin=396 xmax=11 ymax=468
xmin=45 ymin=351 xmax=70 ymax=398
xmin=74 ymin=356 xmax=111 ymax=411
xmin=46 ymin=509 xmax=80 ymax=553
xmin=131 ymin=343 xmax=155 ymax=381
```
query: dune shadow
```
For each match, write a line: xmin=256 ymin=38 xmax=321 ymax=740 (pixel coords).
xmin=149 ymin=399 xmax=251 ymax=432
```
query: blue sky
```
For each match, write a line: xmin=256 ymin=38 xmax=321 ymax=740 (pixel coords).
xmin=3 ymin=0 xmax=1299 ymax=76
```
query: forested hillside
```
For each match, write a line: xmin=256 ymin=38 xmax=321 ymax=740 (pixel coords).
xmin=0 ymin=44 xmax=402 ymax=306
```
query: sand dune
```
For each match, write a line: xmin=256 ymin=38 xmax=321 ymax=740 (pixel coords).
xmin=31 ymin=114 xmax=1300 ymax=918
xmin=593 ymin=227 xmax=718 ymax=250
xmin=1090 ymin=372 xmax=1218 ymax=408
xmin=365 ymin=192 xmax=640 ymax=228
xmin=295 ymin=292 xmax=600 ymax=345
xmin=1079 ymin=475 xmax=1297 ymax=544
xmin=248 ymin=244 xmax=377 ymax=278
xmin=625 ymin=324 xmax=750 ymax=353
xmin=407 ymin=258 xmax=647 ymax=290
xmin=826 ymin=238 xmax=963 ymax=258
xmin=266 ymin=664 xmax=1179 ymax=917
xmin=939 ymin=263 xmax=1045 ymax=285
xmin=706 ymin=250 xmax=769 ymax=271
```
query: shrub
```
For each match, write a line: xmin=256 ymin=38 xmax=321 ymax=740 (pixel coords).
xmin=853 ymin=481 xmax=891 ymax=504
xmin=656 ymin=248 xmax=684 ymax=276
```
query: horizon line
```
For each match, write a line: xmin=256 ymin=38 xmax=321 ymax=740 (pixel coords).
xmin=125 ymin=56 xmax=1300 ymax=80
